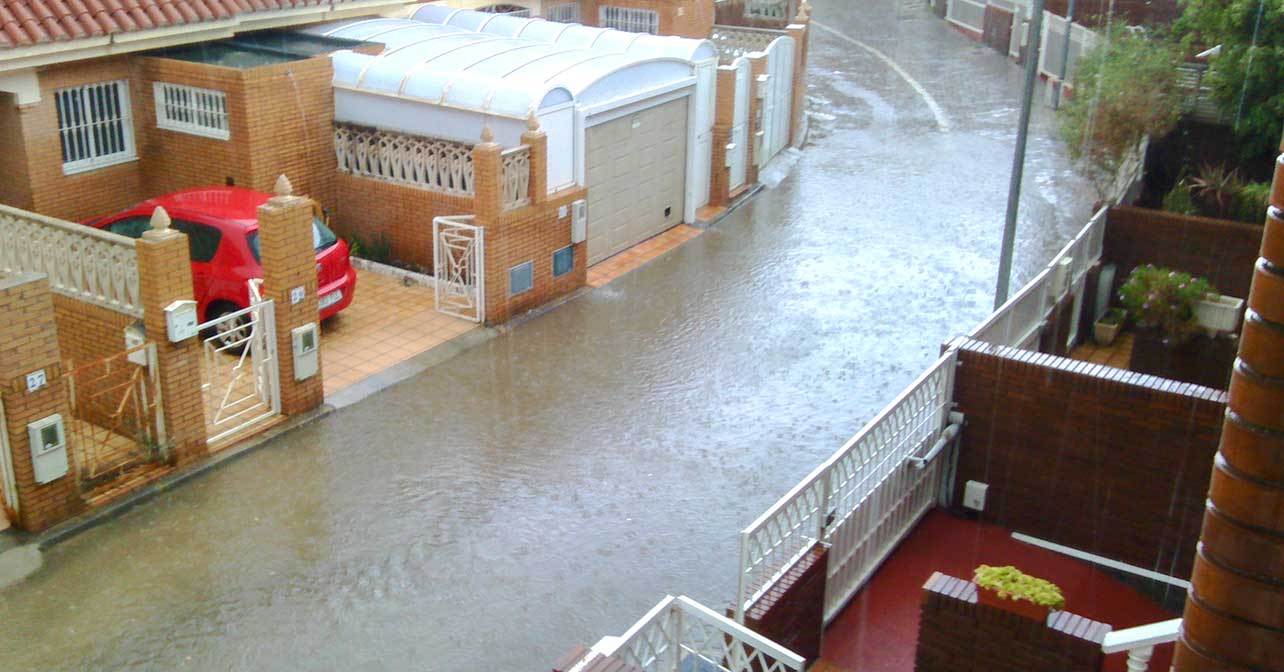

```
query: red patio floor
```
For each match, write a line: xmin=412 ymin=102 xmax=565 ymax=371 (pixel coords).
xmin=820 ymin=510 xmax=1177 ymax=672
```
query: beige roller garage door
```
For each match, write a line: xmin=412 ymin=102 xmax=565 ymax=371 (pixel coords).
xmin=585 ymin=96 xmax=688 ymax=265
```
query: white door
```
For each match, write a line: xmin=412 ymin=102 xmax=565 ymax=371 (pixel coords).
xmin=761 ymin=35 xmax=796 ymax=164
xmin=729 ymin=58 xmax=751 ymax=191
xmin=585 ymin=97 xmax=689 ymax=266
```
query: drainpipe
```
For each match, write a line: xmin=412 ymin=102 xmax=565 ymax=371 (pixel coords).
xmin=1173 ymin=142 xmax=1284 ymax=669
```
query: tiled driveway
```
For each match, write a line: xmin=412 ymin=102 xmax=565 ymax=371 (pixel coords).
xmin=320 ymin=269 xmax=477 ymax=397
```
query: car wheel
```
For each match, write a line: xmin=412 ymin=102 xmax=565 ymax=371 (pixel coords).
xmin=203 ymin=303 xmax=252 ymax=353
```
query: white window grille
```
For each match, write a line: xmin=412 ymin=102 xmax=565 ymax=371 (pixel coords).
xmin=545 ymin=2 xmax=580 ymax=23
xmin=600 ymin=5 xmax=659 ymax=34
xmin=154 ymin=82 xmax=230 ymax=140
xmin=744 ymin=0 xmax=788 ymax=20
xmin=54 ymin=80 xmax=136 ymax=175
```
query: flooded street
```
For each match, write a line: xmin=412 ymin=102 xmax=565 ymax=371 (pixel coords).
xmin=0 ymin=2 xmax=1095 ymax=670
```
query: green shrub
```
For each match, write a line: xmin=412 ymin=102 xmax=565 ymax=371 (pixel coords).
xmin=348 ymin=233 xmax=394 ymax=264
xmin=1162 ymin=183 xmax=1200 ymax=215
xmin=973 ymin=565 xmax=1066 ymax=610
xmin=1118 ymin=265 xmax=1216 ymax=344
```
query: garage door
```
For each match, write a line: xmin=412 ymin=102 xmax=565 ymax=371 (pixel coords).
xmin=585 ymin=96 xmax=688 ymax=265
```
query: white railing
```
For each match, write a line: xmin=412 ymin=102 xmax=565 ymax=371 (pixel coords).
xmin=501 ymin=146 xmax=531 ymax=210
xmin=334 ymin=123 xmax=475 ymax=197
xmin=0 ymin=204 xmax=142 ymax=317
xmin=736 ymin=350 xmax=960 ymax=623
xmin=968 ymin=206 xmax=1107 ymax=349
xmin=600 ymin=595 xmax=805 ymax=672
xmin=1102 ymin=618 xmax=1180 ymax=671
xmin=711 ymin=25 xmax=786 ymax=63
xmin=946 ymin=0 xmax=986 ymax=34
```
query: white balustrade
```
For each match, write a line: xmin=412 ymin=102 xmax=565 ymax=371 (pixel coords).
xmin=711 ymin=25 xmax=786 ymax=63
xmin=501 ymin=146 xmax=531 ymax=210
xmin=601 ymin=595 xmax=805 ymax=672
xmin=1101 ymin=618 xmax=1180 ymax=672
xmin=0 ymin=204 xmax=141 ymax=317
xmin=736 ymin=350 xmax=959 ymax=623
xmin=334 ymin=123 xmax=475 ymax=197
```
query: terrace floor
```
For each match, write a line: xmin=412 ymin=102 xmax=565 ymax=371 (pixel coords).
xmin=819 ymin=510 xmax=1177 ymax=672
xmin=1069 ymin=332 xmax=1135 ymax=370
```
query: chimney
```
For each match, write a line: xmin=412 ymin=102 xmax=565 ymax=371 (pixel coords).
xmin=1173 ymin=140 xmax=1284 ymax=668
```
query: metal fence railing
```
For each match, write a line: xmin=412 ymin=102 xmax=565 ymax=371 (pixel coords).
xmin=735 ymin=350 xmax=960 ymax=624
xmin=600 ymin=595 xmax=805 ymax=672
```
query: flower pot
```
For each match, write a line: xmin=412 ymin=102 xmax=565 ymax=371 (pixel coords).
xmin=1094 ymin=318 xmax=1123 ymax=346
xmin=1194 ymin=294 xmax=1244 ymax=334
xmin=976 ymin=586 xmax=1052 ymax=622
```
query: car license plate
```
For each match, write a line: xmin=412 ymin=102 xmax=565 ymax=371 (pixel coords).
xmin=319 ymin=290 xmax=343 ymax=310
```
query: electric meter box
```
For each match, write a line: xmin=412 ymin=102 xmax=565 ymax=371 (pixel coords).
xmin=164 ymin=299 xmax=199 ymax=342
xmin=28 ymin=414 xmax=69 ymax=484
xmin=124 ymin=321 xmax=147 ymax=365
xmin=292 ymin=323 xmax=319 ymax=381
xmin=570 ymin=199 xmax=587 ymax=244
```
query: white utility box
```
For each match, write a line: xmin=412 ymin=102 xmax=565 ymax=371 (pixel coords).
xmin=124 ymin=321 xmax=148 ymax=365
xmin=570 ymin=199 xmax=587 ymax=244
xmin=291 ymin=323 xmax=319 ymax=381
xmin=963 ymin=480 xmax=988 ymax=512
xmin=164 ymin=300 xmax=199 ymax=342
xmin=28 ymin=414 xmax=69 ymax=485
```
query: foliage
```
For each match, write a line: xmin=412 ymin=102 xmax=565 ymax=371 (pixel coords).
xmin=1098 ymin=307 xmax=1127 ymax=325
xmin=1177 ymin=0 xmax=1284 ymax=159
xmin=973 ymin=565 xmax=1066 ymax=610
xmin=1118 ymin=265 xmax=1217 ymax=343
xmin=348 ymin=232 xmax=393 ymax=264
xmin=1060 ymin=28 xmax=1183 ymax=199
xmin=1164 ymin=163 xmax=1272 ymax=221
xmin=1162 ymin=183 xmax=1200 ymax=215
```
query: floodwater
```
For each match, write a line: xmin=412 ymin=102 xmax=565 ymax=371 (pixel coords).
xmin=0 ymin=2 xmax=1095 ymax=670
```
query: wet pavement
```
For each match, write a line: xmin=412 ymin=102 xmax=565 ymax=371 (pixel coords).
xmin=0 ymin=2 xmax=1096 ymax=670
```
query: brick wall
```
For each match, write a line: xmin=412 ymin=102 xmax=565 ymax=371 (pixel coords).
xmin=744 ymin=543 xmax=827 ymax=665
xmin=1102 ymin=206 xmax=1262 ymax=300
xmin=333 ymin=173 xmax=474 ymax=271
xmin=915 ymin=572 xmax=1109 ymax=672
xmin=482 ymin=186 xmax=589 ymax=325
xmin=949 ymin=338 xmax=1226 ymax=578
xmin=23 ymin=57 xmax=146 ymax=222
xmin=0 ymin=92 xmax=34 ymax=209
xmin=578 ymin=0 xmax=714 ymax=38
xmin=709 ymin=67 xmax=736 ymax=207
xmin=0 ymin=273 xmax=85 ymax=532
xmin=714 ymin=0 xmax=794 ymax=29
xmin=49 ymin=295 xmax=133 ymax=370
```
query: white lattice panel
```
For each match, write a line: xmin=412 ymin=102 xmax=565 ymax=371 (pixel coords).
xmin=711 ymin=25 xmax=786 ymax=64
xmin=501 ymin=147 xmax=531 ymax=210
xmin=335 ymin=123 xmax=475 ymax=197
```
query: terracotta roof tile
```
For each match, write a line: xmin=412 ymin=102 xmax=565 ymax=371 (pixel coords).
xmin=1 ymin=0 xmax=337 ymax=48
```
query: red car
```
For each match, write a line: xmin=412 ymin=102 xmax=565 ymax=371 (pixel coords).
xmin=85 ymin=187 xmax=356 ymax=328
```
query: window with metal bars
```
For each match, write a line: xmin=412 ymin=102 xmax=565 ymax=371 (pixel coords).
xmin=54 ymin=80 xmax=136 ymax=175
xmin=600 ymin=6 xmax=659 ymax=34
xmin=154 ymin=82 xmax=230 ymax=141
xmin=478 ymin=3 xmax=532 ymax=16
xmin=545 ymin=2 xmax=580 ymax=22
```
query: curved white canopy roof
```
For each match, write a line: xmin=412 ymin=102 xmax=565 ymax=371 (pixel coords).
xmin=308 ymin=18 xmax=696 ymax=119
xmin=410 ymin=5 xmax=719 ymax=63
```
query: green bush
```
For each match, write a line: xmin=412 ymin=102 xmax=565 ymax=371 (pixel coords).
xmin=348 ymin=233 xmax=393 ymax=264
xmin=1162 ymin=183 xmax=1200 ymax=215
xmin=973 ymin=565 xmax=1066 ymax=610
xmin=1119 ymin=265 xmax=1217 ymax=344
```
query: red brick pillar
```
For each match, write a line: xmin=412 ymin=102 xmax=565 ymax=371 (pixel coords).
xmin=473 ymin=129 xmax=506 ymax=325
xmin=0 ymin=273 xmax=84 ymax=532
xmin=747 ymin=54 xmax=769 ymax=186
xmin=136 ymin=208 xmax=207 ymax=466
xmin=257 ymin=176 xmax=325 ymax=415
xmin=1173 ymin=145 xmax=1284 ymax=670
xmin=710 ymin=67 xmax=736 ymax=207
xmin=522 ymin=115 xmax=548 ymax=205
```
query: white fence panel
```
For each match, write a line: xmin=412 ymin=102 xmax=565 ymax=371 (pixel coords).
xmin=728 ymin=57 xmax=751 ymax=191
xmin=946 ymin=0 xmax=986 ymax=34
xmin=0 ymin=204 xmax=141 ymax=317
xmin=759 ymin=35 xmax=795 ymax=166
xmin=736 ymin=351 xmax=959 ymax=623
xmin=604 ymin=595 xmax=805 ymax=672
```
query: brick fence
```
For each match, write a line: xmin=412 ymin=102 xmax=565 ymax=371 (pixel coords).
xmin=1101 ymin=206 xmax=1262 ymax=300
xmin=948 ymin=338 xmax=1225 ymax=578
xmin=915 ymin=572 xmax=1109 ymax=672
xmin=743 ymin=543 xmax=827 ymax=665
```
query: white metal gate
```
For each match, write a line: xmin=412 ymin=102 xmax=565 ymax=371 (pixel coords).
xmin=0 ymin=396 xmax=16 ymax=523
xmin=728 ymin=57 xmax=751 ymax=191
xmin=433 ymin=215 xmax=485 ymax=323
xmin=199 ymin=289 xmax=280 ymax=445
xmin=758 ymin=36 xmax=795 ymax=166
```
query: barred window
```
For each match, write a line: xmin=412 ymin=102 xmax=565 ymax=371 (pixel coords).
xmin=744 ymin=0 xmax=788 ymax=20
xmin=545 ymin=3 xmax=580 ymax=22
xmin=54 ymin=80 xmax=136 ymax=174
xmin=154 ymin=82 xmax=230 ymax=140
xmin=478 ymin=3 xmax=532 ymax=16
xmin=600 ymin=6 xmax=659 ymax=34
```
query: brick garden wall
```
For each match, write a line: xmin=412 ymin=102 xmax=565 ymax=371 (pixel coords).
xmin=915 ymin=572 xmax=1109 ymax=672
xmin=49 ymin=295 xmax=133 ymax=370
xmin=744 ymin=543 xmax=827 ymax=665
xmin=482 ymin=186 xmax=589 ymax=325
xmin=949 ymin=338 xmax=1226 ymax=578
xmin=1102 ymin=206 xmax=1261 ymax=300
xmin=333 ymin=174 xmax=474 ymax=271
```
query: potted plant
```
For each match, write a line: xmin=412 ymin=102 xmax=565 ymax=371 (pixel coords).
xmin=1118 ymin=265 xmax=1215 ymax=345
xmin=1193 ymin=293 xmax=1245 ymax=334
xmin=1094 ymin=308 xmax=1127 ymax=346
xmin=973 ymin=565 xmax=1065 ymax=621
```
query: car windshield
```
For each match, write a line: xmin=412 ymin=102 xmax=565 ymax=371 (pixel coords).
xmin=246 ymin=217 xmax=338 ymax=262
